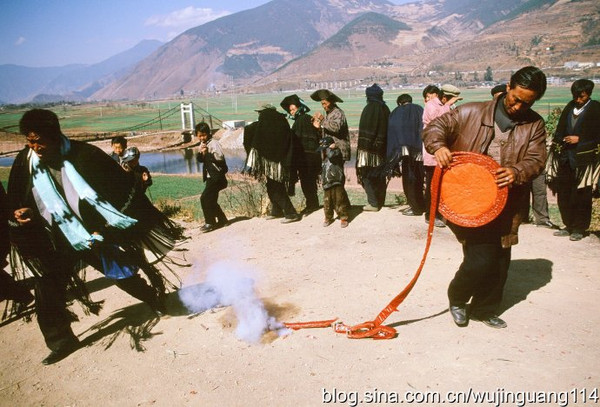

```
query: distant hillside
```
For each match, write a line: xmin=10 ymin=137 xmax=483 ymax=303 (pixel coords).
xmin=0 ymin=40 xmax=163 ymax=104
xmin=92 ymin=0 xmax=396 ymax=100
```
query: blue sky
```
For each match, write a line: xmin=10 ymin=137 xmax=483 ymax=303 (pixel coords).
xmin=0 ymin=0 xmax=411 ymax=68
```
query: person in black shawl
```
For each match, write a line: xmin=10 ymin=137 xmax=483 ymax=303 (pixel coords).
xmin=8 ymin=109 xmax=186 ymax=365
xmin=386 ymin=94 xmax=426 ymax=216
xmin=280 ymin=94 xmax=321 ymax=214
xmin=243 ymin=104 xmax=301 ymax=223
xmin=356 ymin=84 xmax=390 ymax=211
xmin=0 ymin=182 xmax=34 ymax=317
xmin=547 ymin=79 xmax=600 ymax=241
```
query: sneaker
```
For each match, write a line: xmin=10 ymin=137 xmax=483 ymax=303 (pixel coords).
xmin=535 ymin=220 xmax=557 ymax=229
xmin=553 ymin=229 xmax=570 ymax=237
xmin=433 ymin=218 xmax=446 ymax=228
xmin=363 ymin=204 xmax=380 ymax=212
xmin=265 ymin=215 xmax=283 ymax=220
xmin=281 ymin=215 xmax=301 ymax=224
xmin=340 ymin=219 xmax=349 ymax=228
xmin=402 ymin=208 xmax=423 ymax=216
xmin=569 ymin=232 xmax=584 ymax=241
xmin=200 ymin=224 xmax=215 ymax=233
xmin=323 ymin=219 xmax=334 ymax=227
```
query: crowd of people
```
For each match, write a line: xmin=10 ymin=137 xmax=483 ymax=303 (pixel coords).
xmin=1 ymin=65 xmax=599 ymax=366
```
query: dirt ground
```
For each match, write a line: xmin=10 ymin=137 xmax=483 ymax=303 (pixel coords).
xmin=0 ymin=195 xmax=599 ymax=406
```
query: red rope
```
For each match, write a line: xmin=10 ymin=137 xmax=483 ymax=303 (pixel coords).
xmin=283 ymin=164 xmax=444 ymax=339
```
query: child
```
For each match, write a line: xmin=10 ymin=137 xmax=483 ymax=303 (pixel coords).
xmin=121 ymin=146 xmax=153 ymax=193
xmin=195 ymin=122 xmax=228 ymax=233
xmin=318 ymin=136 xmax=350 ymax=228
xmin=110 ymin=136 xmax=127 ymax=163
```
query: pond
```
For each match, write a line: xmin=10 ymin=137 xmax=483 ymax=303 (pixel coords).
xmin=1 ymin=148 xmax=358 ymax=174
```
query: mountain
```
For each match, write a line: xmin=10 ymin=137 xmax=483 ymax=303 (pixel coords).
xmin=93 ymin=0 xmax=599 ymax=101
xmin=92 ymin=0 xmax=396 ymax=100
xmin=0 ymin=40 xmax=163 ymax=104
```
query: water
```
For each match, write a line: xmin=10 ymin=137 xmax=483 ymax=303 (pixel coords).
xmin=0 ymin=148 xmax=249 ymax=175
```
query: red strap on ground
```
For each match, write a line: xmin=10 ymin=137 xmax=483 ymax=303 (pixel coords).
xmin=283 ymin=152 xmax=505 ymax=339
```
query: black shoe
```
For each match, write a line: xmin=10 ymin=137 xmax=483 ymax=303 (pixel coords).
xmin=402 ymin=208 xmax=423 ymax=216
xmin=553 ymin=229 xmax=570 ymax=237
xmin=449 ymin=305 xmax=468 ymax=327
xmin=535 ymin=220 xmax=557 ymax=229
xmin=473 ymin=315 xmax=507 ymax=329
xmin=200 ymin=224 xmax=215 ymax=233
xmin=569 ymin=232 xmax=584 ymax=241
xmin=42 ymin=339 xmax=80 ymax=365
xmin=281 ymin=215 xmax=301 ymax=224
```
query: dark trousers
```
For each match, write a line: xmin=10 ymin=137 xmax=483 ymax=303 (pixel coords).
xmin=402 ymin=158 xmax=425 ymax=214
xmin=30 ymin=250 xmax=161 ymax=351
xmin=361 ymin=167 xmax=387 ymax=208
xmin=298 ymin=154 xmax=320 ymax=210
xmin=448 ymin=241 xmax=511 ymax=318
xmin=201 ymin=176 xmax=228 ymax=225
xmin=424 ymin=165 xmax=443 ymax=220
xmin=323 ymin=185 xmax=350 ymax=221
xmin=556 ymin=163 xmax=593 ymax=233
xmin=519 ymin=172 xmax=550 ymax=223
xmin=266 ymin=178 xmax=298 ymax=218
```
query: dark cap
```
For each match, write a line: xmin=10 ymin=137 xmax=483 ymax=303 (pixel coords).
xmin=310 ymin=89 xmax=343 ymax=103
xmin=316 ymin=136 xmax=335 ymax=152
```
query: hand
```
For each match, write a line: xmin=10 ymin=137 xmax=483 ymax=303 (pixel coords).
xmin=14 ymin=208 xmax=33 ymax=225
xmin=563 ymin=135 xmax=579 ymax=145
xmin=495 ymin=167 xmax=515 ymax=188
xmin=434 ymin=147 xmax=453 ymax=168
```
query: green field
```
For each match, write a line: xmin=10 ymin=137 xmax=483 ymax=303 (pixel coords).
xmin=0 ymin=87 xmax=573 ymax=135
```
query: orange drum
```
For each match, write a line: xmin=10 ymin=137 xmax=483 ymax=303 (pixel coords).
xmin=438 ymin=152 xmax=508 ymax=227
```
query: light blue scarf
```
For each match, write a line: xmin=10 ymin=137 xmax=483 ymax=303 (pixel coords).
xmin=29 ymin=135 xmax=137 ymax=251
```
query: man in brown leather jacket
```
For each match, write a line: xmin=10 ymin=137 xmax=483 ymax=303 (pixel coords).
xmin=423 ymin=66 xmax=548 ymax=329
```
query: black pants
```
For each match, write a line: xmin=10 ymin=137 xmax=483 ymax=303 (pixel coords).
xmin=447 ymin=231 xmax=511 ymax=318
xmin=266 ymin=178 xmax=298 ymax=218
xmin=401 ymin=158 xmax=425 ymax=214
xmin=360 ymin=167 xmax=387 ymax=208
xmin=200 ymin=176 xmax=228 ymax=226
xmin=298 ymin=153 xmax=321 ymax=211
xmin=30 ymin=250 xmax=161 ymax=352
xmin=556 ymin=163 xmax=593 ymax=234
xmin=424 ymin=165 xmax=444 ymax=220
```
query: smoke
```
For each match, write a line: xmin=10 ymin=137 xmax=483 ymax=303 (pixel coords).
xmin=178 ymin=260 xmax=291 ymax=343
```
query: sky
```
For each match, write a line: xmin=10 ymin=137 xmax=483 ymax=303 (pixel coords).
xmin=1 ymin=0 xmax=411 ymax=68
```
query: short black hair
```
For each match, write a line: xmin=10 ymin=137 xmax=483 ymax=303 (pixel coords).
xmin=509 ymin=66 xmax=547 ymax=100
xmin=194 ymin=122 xmax=211 ymax=137
xmin=19 ymin=109 xmax=61 ymax=140
xmin=422 ymin=85 xmax=440 ymax=100
xmin=397 ymin=94 xmax=413 ymax=105
xmin=491 ymin=84 xmax=506 ymax=97
xmin=111 ymin=135 xmax=127 ymax=147
xmin=571 ymin=79 xmax=594 ymax=98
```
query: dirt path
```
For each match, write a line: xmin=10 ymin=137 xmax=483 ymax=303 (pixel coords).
xmin=0 ymin=202 xmax=598 ymax=406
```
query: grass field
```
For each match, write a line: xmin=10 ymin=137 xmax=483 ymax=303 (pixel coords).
xmin=0 ymin=87 xmax=573 ymax=135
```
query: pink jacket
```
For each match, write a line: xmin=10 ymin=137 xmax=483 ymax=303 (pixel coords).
xmin=422 ymin=98 xmax=451 ymax=166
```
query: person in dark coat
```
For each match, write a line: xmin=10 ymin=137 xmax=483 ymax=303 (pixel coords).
xmin=356 ymin=84 xmax=390 ymax=211
xmin=280 ymin=94 xmax=321 ymax=214
xmin=243 ymin=104 xmax=301 ymax=223
xmin=547 ymin=79 xmax=600 ymax=241
xmin=386 ymin=94 xmax=426 ymax=216
xmin=8 ymin=109 xmax=185 ymax=365
xmin=195 ymin=122 xmax=229 ymax=233
xmin=0 ymin=182 xmax=34 ymax=317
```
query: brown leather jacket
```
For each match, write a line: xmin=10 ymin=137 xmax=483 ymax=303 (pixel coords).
xmin=422 ymin=97 xmax=547 ymax=247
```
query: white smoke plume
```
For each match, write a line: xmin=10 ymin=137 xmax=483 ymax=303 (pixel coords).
xmin=178 ymin=260 xmax=291 ymax=343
